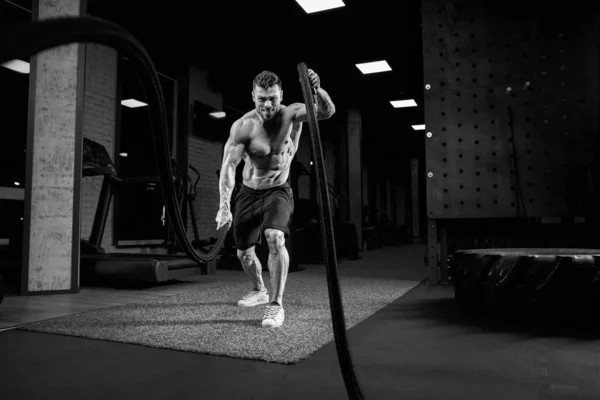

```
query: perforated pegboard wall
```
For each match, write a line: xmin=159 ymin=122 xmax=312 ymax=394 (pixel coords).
xmin=421 ymin=0 xmax=598 ymax=219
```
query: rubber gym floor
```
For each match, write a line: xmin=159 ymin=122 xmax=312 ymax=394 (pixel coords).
xmin=1 ymin=244 xmax=599 ymax=400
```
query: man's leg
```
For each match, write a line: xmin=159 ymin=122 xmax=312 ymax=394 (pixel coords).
xmin=264 ymin=229 xmax=289 ymax=306
xmin=236 ymin=246 xmax=270 ymax=307
xmin=260 ymin=185 xmax=293 ymax=327
xmin=233 ymin=185 xmax=269 ymax=307
xmin=237 ymin=246 xmax=266 ymax=292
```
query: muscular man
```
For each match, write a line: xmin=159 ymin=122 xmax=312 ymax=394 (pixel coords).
xmin=216 ymin=69 xmax=335 ymax=328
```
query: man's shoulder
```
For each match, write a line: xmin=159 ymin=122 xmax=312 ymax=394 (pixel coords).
xmin=281 ymin=103 xmax=303 ymax=119
xmin=238 ymin=110 xmax=261 ymax=125
xmin=231 ymin=112 xmax=258 ymax=140
xmin=284 ymin=103 xmax=303 ymax=112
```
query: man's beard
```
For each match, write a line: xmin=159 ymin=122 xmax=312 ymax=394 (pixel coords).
xmin=261 ymin=107 xmax=275 ymax=119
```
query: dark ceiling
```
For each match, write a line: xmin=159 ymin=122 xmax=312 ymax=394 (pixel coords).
xmin=90 ymin=0 xmax=426 ymax=148
xmin=3 ymin=0 xmax=426 ymax=159
xmin=5 ymin=0 xmax=592 ymax=158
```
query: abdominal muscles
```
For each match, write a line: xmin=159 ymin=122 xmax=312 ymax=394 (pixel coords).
xmin=243 ymin=150 xmax=294 ymax=188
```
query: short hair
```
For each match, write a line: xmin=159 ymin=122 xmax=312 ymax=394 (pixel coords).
xmin=253 ymin=70 xmax=282 ymax=91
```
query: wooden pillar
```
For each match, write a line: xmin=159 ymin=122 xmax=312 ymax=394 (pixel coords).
xmin=362 ymin=164 xmax=368 ymax=208
xmin=22 ymin=0 xmax=86 ymax=294
xmin=386 ymin=175 xmax=393 ymax=222
xmin=338 ymin=114 xmax=349 ymax=223
xmin=375 ymin=165 xmax=383 ymax=211
xmin=347 ymin=108 xmax=363 ymax=250
xmin=395 ymin=186 xmax=406 ymax=229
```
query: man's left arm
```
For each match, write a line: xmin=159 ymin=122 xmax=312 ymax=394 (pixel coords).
xmin=314 ymin=87 xmax=336 ymax=120
xmin=292 ymin=69 xmax=336 ymax=122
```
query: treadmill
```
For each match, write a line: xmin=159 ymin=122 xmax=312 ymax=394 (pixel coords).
xmin=80 ymin=138 xmax=216 ymax=284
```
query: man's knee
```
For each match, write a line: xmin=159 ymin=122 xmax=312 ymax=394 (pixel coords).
xmin=264 ymin=229 xmax=285 ymax=254
xmin=237 ymin=246 xmax=256 ymax=265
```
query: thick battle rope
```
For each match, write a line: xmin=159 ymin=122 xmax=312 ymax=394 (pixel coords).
xmin=298 ymin=63 xmax=366 ymax=399
xmin=0 ymin=16 xmax=226 ymax=263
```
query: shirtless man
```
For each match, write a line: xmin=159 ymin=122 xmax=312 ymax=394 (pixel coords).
xmin=216 ymin=69 xmax=336 ymax=328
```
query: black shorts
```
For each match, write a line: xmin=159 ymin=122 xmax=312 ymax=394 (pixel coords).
xmin=232 ymin=182 xmax=294 ymax=250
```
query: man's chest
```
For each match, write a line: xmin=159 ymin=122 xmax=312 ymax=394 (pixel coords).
xmin=247 ymin=119 xmax=297 ymax=157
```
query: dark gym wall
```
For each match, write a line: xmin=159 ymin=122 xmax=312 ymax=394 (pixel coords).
xmin=422 ymin=0 xmax=600 ymax=220
xmin=187 ymin=64 xmax=224 ymax=241
xmin=289 ymin=116 xmax=338 ymax=199
xmin=86 ymin=1 xmax=231 ymax=249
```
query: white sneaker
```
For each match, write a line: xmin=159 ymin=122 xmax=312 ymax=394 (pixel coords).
xmin=262 ymin=303 xmax=285 ymax=328
xmin=237 ymin=290 xmax=269 ymax=307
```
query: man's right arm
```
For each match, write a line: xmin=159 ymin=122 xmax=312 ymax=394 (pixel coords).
xmin=219 ymin=119 xmax=247 ymax=208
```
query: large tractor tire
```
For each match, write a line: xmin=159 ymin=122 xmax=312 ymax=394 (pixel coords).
xmin=451 ymin=248 xmax=600 ymax=315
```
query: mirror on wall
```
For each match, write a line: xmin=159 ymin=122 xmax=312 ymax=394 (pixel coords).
xmin=0 ymin=1 xmax=32 ymax=251
xmin=113 ymin=55 xmax=177 ymax=247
